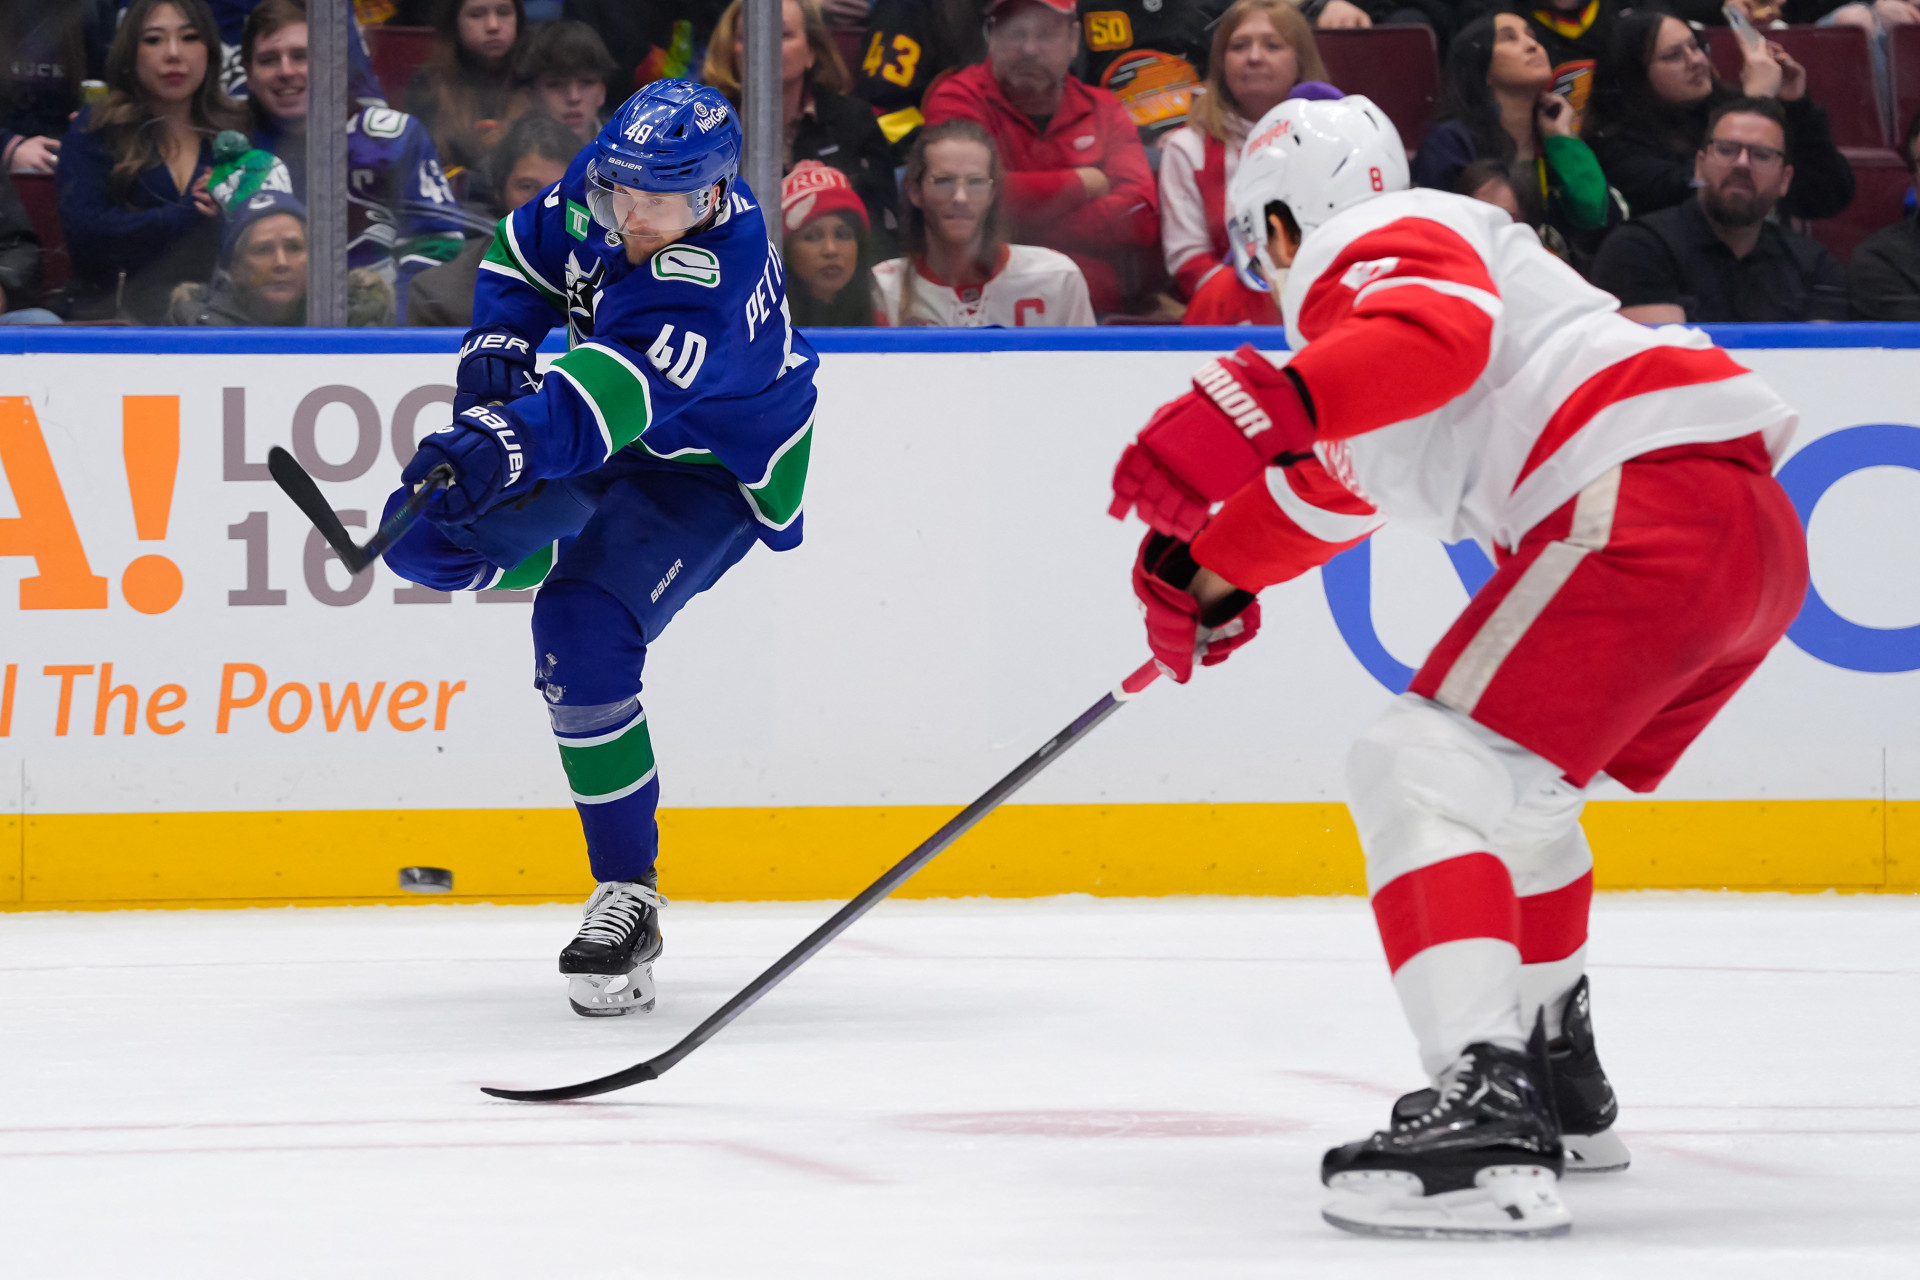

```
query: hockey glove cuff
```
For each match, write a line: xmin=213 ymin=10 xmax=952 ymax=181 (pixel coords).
xmin=1108 ymin=345 xmax=1316 ymax=541
xmin=402 ymin=405 xmax=532 ymax=526
xmin=454 ymin=327 xmax=542 ymax=415
xmin=1132 ymin=530 xmax=1261 ymax=684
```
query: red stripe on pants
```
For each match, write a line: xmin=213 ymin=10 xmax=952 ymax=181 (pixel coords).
xmin=1518 ymin=870 xmax=1592 ymax=964
xmin=1372 ymin=853 xmax=1520 ymax=974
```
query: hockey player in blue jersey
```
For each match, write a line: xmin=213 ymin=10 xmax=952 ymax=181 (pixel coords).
xmin=381 ymin=79 xmax=818 ymax=1017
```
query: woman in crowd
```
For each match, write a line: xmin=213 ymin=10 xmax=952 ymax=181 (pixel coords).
xmin=405 ymin=0 xmax=528 ymax=178
xmin=872 ymin=119 xmax=1092 ymax=327
xmin=703 ymin=0 xmax=898 ymax=253
xmin=167 ymin=187 xmax=310 ymax=325
xmin=1159 ymin=0 xmax=1332 ymax=300
xmin=1583 ymin=8 xmax=1854 ymax=221
xmin=1412 ymin=12 xmax=1615 ymax=262
xmin=408 ymin=112 xmax=577 ymax=325
xmin=56 ymin=0 xmax=244 ymax=322
xmin=514 ymin=18 xmax=615 ymax=144
xmin=780 ymin=160 xmax=878 ymax=326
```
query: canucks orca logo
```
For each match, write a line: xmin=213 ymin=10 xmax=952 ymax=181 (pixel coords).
xmin=564 ymin=251 xmax=606 ymax=340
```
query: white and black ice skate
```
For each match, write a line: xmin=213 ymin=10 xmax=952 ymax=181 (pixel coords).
xmin=559 ymin=875 xmax=666 ymax=1017
xmin=1322 ymin=1041 xmax=1571 ymax=1240
xmin=1390 ymin=976 xmax=1628 ymax=1173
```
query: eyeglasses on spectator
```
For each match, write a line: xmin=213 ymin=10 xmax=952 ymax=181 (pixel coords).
xmin=1704 ymin=138 xmax=1784 ymax=166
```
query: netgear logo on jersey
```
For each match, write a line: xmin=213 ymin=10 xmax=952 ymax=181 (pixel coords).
xmin=461 ymin=406 xmax=525 ymax=486
xmin=1193 ymin=361 xmax=1273 ymax=441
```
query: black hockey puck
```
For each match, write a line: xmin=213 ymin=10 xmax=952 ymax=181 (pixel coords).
xmin=399 ymin=866 xmax=454 ymax=894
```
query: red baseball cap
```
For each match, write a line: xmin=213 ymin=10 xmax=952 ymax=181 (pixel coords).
xmin=781 ymin=160 xmax=869 ymax=235
xmin=989 ymin=0 xmax=1077 ymax=16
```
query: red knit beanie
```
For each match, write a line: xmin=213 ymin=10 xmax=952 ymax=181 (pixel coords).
xmin=780 ymin=160 xmax=869 ymax=235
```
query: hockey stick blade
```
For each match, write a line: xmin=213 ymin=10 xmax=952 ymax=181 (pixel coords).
xmin=481 ymin=658 xmax=1166 ymax=1103
xmin=267 ymin=446 xmax=452 ymax=574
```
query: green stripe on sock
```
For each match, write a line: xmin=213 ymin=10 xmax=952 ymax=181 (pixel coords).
xmin=557 ymin=716 xmax=656 ymax=802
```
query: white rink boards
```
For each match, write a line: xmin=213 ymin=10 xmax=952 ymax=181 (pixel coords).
xmin=1 ymin=893 xmax=1915 ymax=1277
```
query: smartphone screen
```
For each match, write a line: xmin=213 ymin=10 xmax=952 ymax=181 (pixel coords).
xmin=1723 ymin=4 xmax=1765 ymax=51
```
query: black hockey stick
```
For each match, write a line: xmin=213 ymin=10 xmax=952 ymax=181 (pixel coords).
xmin=481 ymin=657 xmax=1166 ymax=1103
xmin=267 ymin=446 xmax=453 ymax=575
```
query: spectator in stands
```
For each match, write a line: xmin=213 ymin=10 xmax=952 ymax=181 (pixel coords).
xmin=922 ymin=0 xmax=1158 ymax=314
xmin=166 ymin=187 xmax=309 ymax=324
xmin=1299 ymin=0 xmax=1454 ymax=38
xmin=1456 ymin=155 xmax=1524 ymax=220
xmin=1413 ymin=13 xmax=1615 ymax=262
xmin=405 ymin=0 xmax=528 ymax=176
xmin=854 ymin=0 xmax=986 ymax=157
xmin=1 ymin=3 xmax=105 ymax=175
xmin=562 ymin=0 xmax=727 ymax=97
xmin=0 ymin=170 xmax=60 ymax=323
xmin=1159 ymin=0 xmax=1329 ymax=301
xmin=1584 ymin=9 xmax=1854 ymax=222
xmin=872 ymin=118 xmax=1095 ymax=325
xmin=57 ymin=0 xmax=244 ymax=322
xmin=513 ymin=18 xmax=614 ymax=143
xmin=704 ymin=0 xmax=899 ymax=251
xmin=1589 ymin=97 xmax=1846 ymax=321
xmin=408 ymin=111 xmax=574 ymax=325
xmin=244 ymin=0 xmax=467 ymax=320
xmin=1076 ymin=0 xmax=1232 ymax=86
xmin=1848 ymin=109 xmax=1920 ymax=318
xmin=780 ymin=160 xmax=878 ymax=325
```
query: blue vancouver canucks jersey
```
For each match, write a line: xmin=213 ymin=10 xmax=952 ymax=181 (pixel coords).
xmin=472 ymin=154 xmax=819 ymax=551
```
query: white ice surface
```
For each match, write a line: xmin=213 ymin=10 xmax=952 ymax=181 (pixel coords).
xmin=2 ymin=894 xmax=1917 ymax=1278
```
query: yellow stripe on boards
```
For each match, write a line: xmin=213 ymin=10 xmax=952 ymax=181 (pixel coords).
xmin=3 ymin=800 xmax=1910 ymax=911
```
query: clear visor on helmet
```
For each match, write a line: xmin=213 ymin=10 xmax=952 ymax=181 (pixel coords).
xmin=1227 ymin=207 xmax=1272 ymax=293
xmin=585 ymin=158 xmax=718 ymax=238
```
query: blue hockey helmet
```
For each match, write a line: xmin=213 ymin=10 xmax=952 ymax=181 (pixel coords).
xmin=586 ymin=80 xmax=741 ymax=240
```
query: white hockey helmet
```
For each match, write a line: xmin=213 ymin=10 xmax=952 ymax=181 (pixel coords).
xmin=1227 ymin=95 xmax=1409 ymax=292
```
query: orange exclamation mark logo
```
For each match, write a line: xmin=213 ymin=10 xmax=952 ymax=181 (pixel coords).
xmin=122 ymin=395 xmax=183 ymax=615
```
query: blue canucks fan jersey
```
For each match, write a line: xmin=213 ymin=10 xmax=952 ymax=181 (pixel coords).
xmin=260 ymin=106 xmax=467 ymax=314
xmin=473 ymin=155 xmax=818 ymax=550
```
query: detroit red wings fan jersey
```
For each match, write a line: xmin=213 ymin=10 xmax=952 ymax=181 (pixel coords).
xmin=871 ymin=244 xmax=1096 ymax=327
xmin=1193 ymin=189 xmax=1798 ymax=588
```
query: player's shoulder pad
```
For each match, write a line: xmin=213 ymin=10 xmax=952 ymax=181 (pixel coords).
xmin=651 ymin=243 xmax=722 ymax=288
xmin=1292 ymin=189 xmax=1499 ymax=290
xmin=353 ymin=105 xmax=417 ymax=139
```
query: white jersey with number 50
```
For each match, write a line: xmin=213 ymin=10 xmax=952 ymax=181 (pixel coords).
xmin=871 ymin=244 xmax=1096 ymax=328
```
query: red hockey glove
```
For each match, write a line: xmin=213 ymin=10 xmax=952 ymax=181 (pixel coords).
xmin=1132 ymin=530 xmax=1261 ymax=684
xmin=1109 ymin=344 xmax=1316 ymax=541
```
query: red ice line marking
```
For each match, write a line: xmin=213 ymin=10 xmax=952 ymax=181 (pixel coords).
xmin=1271 ymin=1069 xmax=1402 ymax=1098
xmin=893 ymin=1110 xmax=1304 ymax=1139
xmin=0 ymin=1136 xmax=882 ymax=1183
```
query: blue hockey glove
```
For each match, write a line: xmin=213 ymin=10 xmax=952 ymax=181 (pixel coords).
xmin=454 ymin=328 xmax=541 ymax=414
xmin=402 ymin=405 xmax=531 ymax=526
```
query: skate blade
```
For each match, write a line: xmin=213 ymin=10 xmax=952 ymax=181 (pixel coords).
xmin=566 ymin=965 xmax=657 ymax=1018
xmin=1564 ymin=1128 xmax=1631 ymax=1173
xmin=1322 ymin=1165 xmax=1571 ymax=1240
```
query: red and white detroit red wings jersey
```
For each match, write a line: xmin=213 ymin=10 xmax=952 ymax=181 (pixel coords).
xmin=871 ymin=244 xmax=1096 ymax=328
xmin=1225 ymin=189 xmax=1797 ymax=574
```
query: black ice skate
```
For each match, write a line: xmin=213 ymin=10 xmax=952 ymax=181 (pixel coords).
xmin=559 ymin=875 xmax=666 ymax=1017
xmin=1390 ymin=976 xmax=1628 ymax=1173
xmin=1322 ymin=1041 xmax=1570 ymax=1240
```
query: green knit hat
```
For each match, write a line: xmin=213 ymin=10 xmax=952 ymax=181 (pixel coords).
xmin=209 ymin=130 xmax=294 ymax=212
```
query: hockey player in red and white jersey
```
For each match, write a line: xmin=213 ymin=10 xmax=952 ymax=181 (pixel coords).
xmin=1107 ymin=96 xmax=1809 ymax=1238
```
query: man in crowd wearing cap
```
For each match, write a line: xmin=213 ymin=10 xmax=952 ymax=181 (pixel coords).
xmin=923 ymin=0 xmax=1159 ymax=313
